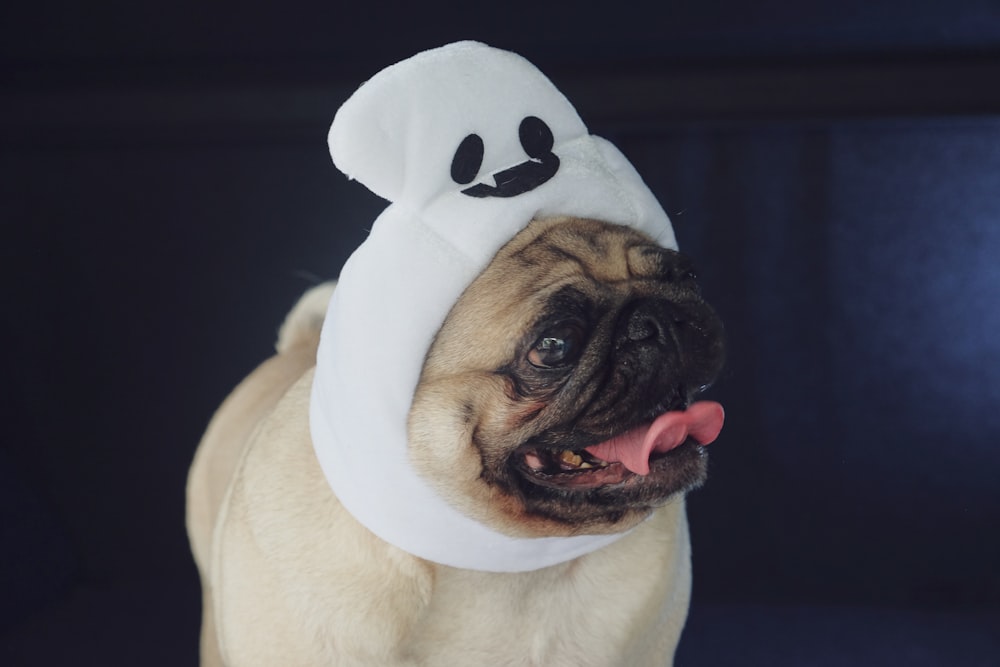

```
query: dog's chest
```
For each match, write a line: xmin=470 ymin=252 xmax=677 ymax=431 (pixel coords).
xmin=401 ymin=539 xmax=683 ymax=667
xmin=405 ymin=568 xmax=624 ymax=665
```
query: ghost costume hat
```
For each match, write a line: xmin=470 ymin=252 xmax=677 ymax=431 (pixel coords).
xmin=310 ymin=41 xmax=678 ymax=572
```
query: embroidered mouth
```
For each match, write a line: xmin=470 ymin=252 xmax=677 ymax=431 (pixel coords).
xmin=514 ymin=401 xmax=725 ymax=492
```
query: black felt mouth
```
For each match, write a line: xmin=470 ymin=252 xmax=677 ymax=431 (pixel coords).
xmin=461 ymin=154 xmax=559 ymax=198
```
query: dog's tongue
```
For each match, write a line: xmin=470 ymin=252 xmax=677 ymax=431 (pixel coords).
xmin=584 ymin=401 xmax=724 ymax=476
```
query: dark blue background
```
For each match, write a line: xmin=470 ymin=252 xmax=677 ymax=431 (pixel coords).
xmin=2 ymin=1 xmax=999 ymax=664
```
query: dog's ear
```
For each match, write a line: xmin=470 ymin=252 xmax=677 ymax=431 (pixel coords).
xmin=327 ymin=41 xmax=586 ymax=207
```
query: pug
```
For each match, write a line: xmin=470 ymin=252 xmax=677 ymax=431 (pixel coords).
xmin=186 ymin=215 xmax=725 ymax=667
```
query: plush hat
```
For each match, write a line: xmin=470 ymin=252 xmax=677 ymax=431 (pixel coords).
xmin=310 ymin=41 xmax=678 ymax=572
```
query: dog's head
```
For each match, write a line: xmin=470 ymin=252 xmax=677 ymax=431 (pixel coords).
xmin=409 ymin=216 xmax=725 ymax=538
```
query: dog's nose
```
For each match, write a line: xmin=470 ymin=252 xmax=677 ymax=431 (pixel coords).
xmin=626 ymin=309 xmax=663 ymax=342
xmin=621 ymin=299 xmax=675 ymax=346
xmin=610 ymin=296 xmax=725 ymax=411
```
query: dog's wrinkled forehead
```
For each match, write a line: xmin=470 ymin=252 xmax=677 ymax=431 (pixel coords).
xmin=328 ymin=41 xmax=587 ymax=207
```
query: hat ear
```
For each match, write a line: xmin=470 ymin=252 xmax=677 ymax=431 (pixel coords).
xmin=327 ymin=55 xmax=410 ymax=202
xmin=328 ymin=41 xmax=588 ymax=206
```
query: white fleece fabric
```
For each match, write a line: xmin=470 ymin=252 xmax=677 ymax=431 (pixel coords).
xmin=310 ymin=41 xmax=679 ymax=572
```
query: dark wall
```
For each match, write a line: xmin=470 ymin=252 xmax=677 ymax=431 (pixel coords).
xmin=2 ymin=1 xmax=1000 ymax=662
xmin=4 ymin=0 xmax=1000 ymax=68
xmin=620 ymin=120 xmax=1000 ymax=607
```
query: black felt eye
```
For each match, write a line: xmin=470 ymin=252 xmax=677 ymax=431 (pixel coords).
xmin=451 ymin=133 xmax=484 ymax=184
xmin=519 ymin=116 xmax=554 ymax=160
xmin=527 ymin=324 xmax=584 ymax=369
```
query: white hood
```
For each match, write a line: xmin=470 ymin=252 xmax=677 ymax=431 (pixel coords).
xmin=310 ymin=41 xmax=678 ymax=572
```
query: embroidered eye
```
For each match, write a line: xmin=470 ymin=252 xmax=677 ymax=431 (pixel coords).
xmin=527 ymin=324 xmax=585 ymax=369
xmin=451 ymin=133 xmax=484 ymax=185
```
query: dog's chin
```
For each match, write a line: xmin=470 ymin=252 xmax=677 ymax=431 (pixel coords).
xmin=492 ymin=437 xmax=708 ymax=533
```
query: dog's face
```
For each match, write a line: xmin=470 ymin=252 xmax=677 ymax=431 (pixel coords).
xmin=408 ymin=217 xmax=725 ymax=538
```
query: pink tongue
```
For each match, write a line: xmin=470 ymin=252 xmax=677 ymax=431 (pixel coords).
xmin=584 ymin=401 xmax=725 ymax=476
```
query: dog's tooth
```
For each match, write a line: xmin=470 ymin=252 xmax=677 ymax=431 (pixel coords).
xmin=578 ymin=461 xmax=593 ymax=469
xmin=559 ymin=450 xmax=583 ymax=467
xmin=525 ymin=452 xmax=545 ymax=471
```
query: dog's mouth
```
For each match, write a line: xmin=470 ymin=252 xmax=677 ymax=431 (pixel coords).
xmin=518 ymin=447 xmax=631 ymax=489
xmin=514 ymin=402 xmax=724 ymax=492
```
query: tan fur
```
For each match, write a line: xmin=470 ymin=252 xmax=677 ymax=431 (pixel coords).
xmin=187 ymin=222 xmax=698 ymax=666
xmin=410 ymin=217 xmax=703 ymax=538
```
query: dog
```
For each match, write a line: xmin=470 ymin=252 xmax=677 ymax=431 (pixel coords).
xmin=186 ymin=215 xmax=725 ymax=666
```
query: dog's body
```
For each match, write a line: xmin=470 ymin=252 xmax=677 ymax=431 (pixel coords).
xmin=188 ymin=217 xmax=724 ymax=666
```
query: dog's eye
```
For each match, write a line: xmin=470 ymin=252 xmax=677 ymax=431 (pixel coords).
xmin=528 ymin=325 xmax=584 ymax=369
